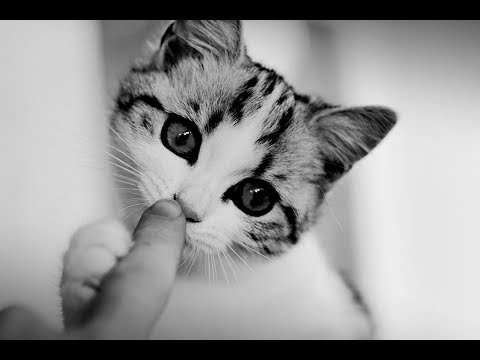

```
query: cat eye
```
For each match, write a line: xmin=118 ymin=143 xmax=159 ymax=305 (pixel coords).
xmin=160 ymin=114 xmax=201 ymax=164
xmin=227 ymin=178 xmax=279 ymax=217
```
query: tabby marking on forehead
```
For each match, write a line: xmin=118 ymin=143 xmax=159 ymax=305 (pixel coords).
xmin=111 ymin=19 xmax=397 ymax=263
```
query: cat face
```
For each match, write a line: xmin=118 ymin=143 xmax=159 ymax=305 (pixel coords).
xmin=109 ymin=21 xmax=396 ymax=275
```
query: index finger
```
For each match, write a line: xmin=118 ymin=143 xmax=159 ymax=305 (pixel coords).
xmin=82 ymin=199 xmax=186 ymax=339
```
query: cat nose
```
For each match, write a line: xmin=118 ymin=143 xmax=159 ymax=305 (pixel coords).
xmin=173 ymin=193 xmax=202 ymax=223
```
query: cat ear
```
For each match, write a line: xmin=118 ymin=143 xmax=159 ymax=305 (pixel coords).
xmin=312 ymin=106 xmax=397 ymax=182
xmin=153 ymin=20 xmax=244 ymax=71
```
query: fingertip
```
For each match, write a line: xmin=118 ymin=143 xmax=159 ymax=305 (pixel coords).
xmin=147 ymin=199 xmax=183 ymax=219
xmin=80 ymin=199 xmax=188 ymax=339
xmin=133 ymin=198 xmax=186 ymax=248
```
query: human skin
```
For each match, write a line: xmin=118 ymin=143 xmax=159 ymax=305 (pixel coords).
xmin=0 ymin=199 xmax=186 ymax=340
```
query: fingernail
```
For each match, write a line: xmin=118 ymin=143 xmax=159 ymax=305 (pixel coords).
xmin=149 ymin=199 xmax=182 ymax=218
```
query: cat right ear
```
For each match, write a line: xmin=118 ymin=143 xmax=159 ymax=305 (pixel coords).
xmin=311 ymin=105 xmax=397 ymax=183
xmin=149 ymin=20 xmax=245 ymax=72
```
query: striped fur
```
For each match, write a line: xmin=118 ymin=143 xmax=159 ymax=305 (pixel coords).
xmin=110 ymin=19 xmax=396 ymax=276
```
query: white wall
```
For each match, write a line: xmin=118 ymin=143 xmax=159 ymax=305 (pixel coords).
xmin=0 ymin=20 xmax=111 ymax=329
xmin=320 ymin=20 xmax=480 ymax=339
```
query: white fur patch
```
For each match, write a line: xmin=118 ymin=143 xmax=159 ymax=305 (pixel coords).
xmin=151 ymin=230 xmax=371 ymax=339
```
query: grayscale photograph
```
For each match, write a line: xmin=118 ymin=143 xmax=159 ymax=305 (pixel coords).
xmin=0 ymin=20 xmax=479 ymax=340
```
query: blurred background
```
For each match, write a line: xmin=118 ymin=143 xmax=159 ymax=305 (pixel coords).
xmin=0 ymin=20 xmax=479 ymax=339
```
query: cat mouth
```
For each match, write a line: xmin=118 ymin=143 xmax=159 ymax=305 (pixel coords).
xmin=186 ymin=217 xmax=200 ymax=223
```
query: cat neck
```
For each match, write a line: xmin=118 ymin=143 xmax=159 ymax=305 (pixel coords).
xmin=150 ymin=230 xmax=372 ymax=339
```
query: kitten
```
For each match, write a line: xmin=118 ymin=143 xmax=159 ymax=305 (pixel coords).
xmin=60 ymin=20 xmax=396 ymax=339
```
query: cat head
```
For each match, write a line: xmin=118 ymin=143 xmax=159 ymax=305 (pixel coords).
xmin=110 ymin=20 xmax=396 ymax=276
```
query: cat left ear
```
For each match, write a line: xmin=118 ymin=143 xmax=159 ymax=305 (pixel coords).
xmin=312 ymin=106 xmax=397 ymax=182
xmin=153 ymin=20 xmax=244 ymax=71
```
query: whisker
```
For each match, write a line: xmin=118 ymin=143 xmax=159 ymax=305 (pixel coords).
xmin=115 ymin=188 xmax=144 ymax=196
xmin=106 ymin=126 xmax=162 ymax=189
xmin=112 ymin=172 xmax=141 ymax=184
xmin=105 ymin=150 xmax=143 ymax=177
xmin=179 ymin=249 xmax=194 ymax=269
xmin=185 ymin=250 xmax=197 ymax=278
xmin=107 ymin=143 xmax=148 ymax=174
xmin=119 ymin=202 xmax=149 ymax=213
xmin=212 ymin=253 xmax=217 ymax=283
xmin=312 ymin=179 xmax=344 ymax=233
xmin=121 ymin=206 xmax=144 ymax=222
xmin=108 ymin=160 xmax=143 ymax=180
xmin=223 ymin=251 xmax=239 ymax=283
xmin=240 ymin=243 xmax=272 ymax=261
xmin=226 ymin=243 xmax=254 ymax=273
xmin=218 ymin=252 xmax=230 ymax=286
xmin=208 ymin=253 xmax=212 ymax=287
xmin=123 ymin=197 xmax=148 ymax=206
xmin=204 ymin=253 xmax=208 ymax=283
xmin=223 ymin=247 xmax=241 ymax=274
xmin=113 ymin=178 xmax=139 ymax=187
xmin=106 ymin=123 xmax=139 ymax=156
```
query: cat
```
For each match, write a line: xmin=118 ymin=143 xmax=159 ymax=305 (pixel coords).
xmin=60 ymin=20 xmax=397 ymax=339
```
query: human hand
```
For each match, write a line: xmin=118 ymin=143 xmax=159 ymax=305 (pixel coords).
xmin=0 ymin=199 xmax=186 ymax=340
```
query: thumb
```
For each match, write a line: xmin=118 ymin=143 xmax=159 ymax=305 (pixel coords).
xmin=83 ymin=199 xmax=186 ymax=339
